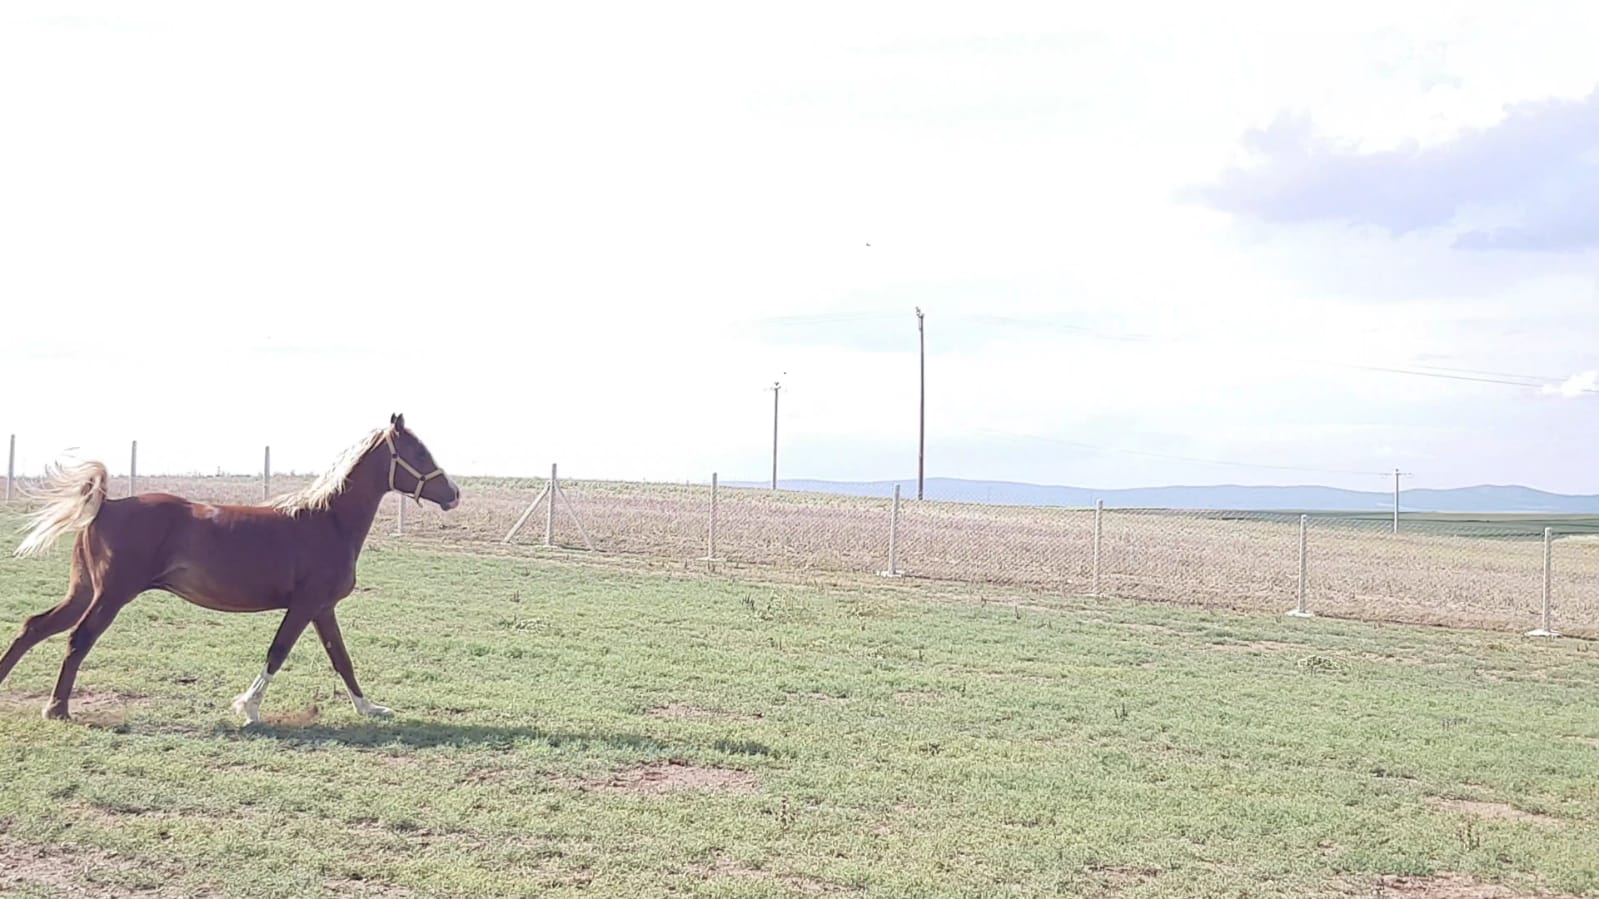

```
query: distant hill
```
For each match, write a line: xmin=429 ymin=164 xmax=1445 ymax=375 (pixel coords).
xmin=722 ymin=478 xmax=1599 ymax=513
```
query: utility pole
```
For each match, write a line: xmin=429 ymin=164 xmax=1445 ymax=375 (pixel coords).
xmin=770 ymin=380 xmax=781 ymax=490
xmin=916 ymin=306 xmax=925 ymax=501
xmin=1392 ymin=468 xmax=1413 ymax=535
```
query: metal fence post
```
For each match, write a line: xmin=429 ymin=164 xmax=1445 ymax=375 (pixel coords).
xmin=5 ymin=434 xmax=13 ymax=504
xmin=130 ymin=440 xmax=138 ymax=497
xmin=701 ymin=472 xmax=721 ymax=563
xmin=1287 ymin=514 xmax=1314 ymax=618
xmin=1527 ymin=527 xmax=1559 ymax=637
xmin=880 ymin=484 xmax=902 ymax=577
xmin=263 ymin=446 xmax=272 ymax=500
xmin=395 ymin=492 xmax=405 ymax=535
xmin=1092 ymin=499 xmax=1103 ymax=596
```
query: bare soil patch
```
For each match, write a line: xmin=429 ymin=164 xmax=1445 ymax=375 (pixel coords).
xmin=1355 ymin=873 xmax=1543 ymax=897
xmin=1426 ymin=797 xmax=1557 ymax=825
xmin=693 ymin=854 xmax=853 ymax=894
xmin=647 ymin=703 xmax=761 ymax=721
xmin=1207 ymin=640 xmax=1309 ymax=653
xmin=75 ymin=804 xmax=186 ymax=828
xmin=0 ymin=689 xmax=151 ymax=728
xmin=1359 ymin=652 xmax=1449 ymax=668
xmin=261 ymin=702 xmax=322 ymax=728
xmin=563 ymin=759 xmax=758 ymax=795
xmin=893 ymin=690 xmax=940 ymax=703
xmin=1085 ymin=864 xmax=1162 ymax=889
xmin=1123 ymin=622 xmax=1181 ymax=636
xmin=322 ymin=876 xmax=418 ymax=898
xmin=0 ymin=834 xmax=216 ymax=898
xmin=807 ymin=692 xmax=849 ymax=705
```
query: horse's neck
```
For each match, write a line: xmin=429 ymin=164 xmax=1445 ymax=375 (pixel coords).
xmin=327 ymin=451 xmax=391 ymax=546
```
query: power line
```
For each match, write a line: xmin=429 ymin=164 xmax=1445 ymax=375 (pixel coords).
xmin=951 ymin=313 xmax=1596 ymax=394
xmin=743 ymin=310 xmax=904 ymax=326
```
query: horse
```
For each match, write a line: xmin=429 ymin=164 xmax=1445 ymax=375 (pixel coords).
xmin=0 ymin=413 xmax=460 ymax=724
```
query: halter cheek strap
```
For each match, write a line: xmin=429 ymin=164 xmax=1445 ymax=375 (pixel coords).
xmin=384 ymin=431 xmax=445 ymax=503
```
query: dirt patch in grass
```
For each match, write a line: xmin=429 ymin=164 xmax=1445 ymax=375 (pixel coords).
xmin=0 ymin=689 xmax=152 ymax=728
xmin=807 ymin=692 xmax=849 ymax=705
xmin=1425 ymin=797 xmax=1558 ymax=825
xmin=323 ymin=876 xmax=418 ymax=897
xmin=1207 ymin=640 xmax=1309 ymax=653
xmin=0 ymin=834 xmax=214 ymax=898
xmin=647 ymin=703 xmax=761 ymax=722
xmin=1354 ymin=873 xmax=1543 ymax=897
xmin=892 ymin=690 xmax=940 ymax=703
xmin=565 ymin=759 xmax=758 ymax=795
xmin=694 ymin=854 xmax=853 ymax=894
xmin=1359 ymin=652 xmax=1449 ymax=668
xmin=464 ymin=764 xmax=515 ymax=784
xmin=1084 ymin=864 xmax=1162 ymax=889
xmin=75 ymin=804 xmax=187 ymax=828
xmin=261 ymin=702 xmax=323 ymax=728
xmin=1123 ymin=622 xmax=1181 ymax=636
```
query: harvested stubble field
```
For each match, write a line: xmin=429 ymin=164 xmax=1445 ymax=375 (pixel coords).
xmin=108 ymin=474 xmax=1599 ymax=639
xmin=3 ymin=505 xmax=1599 ymax=898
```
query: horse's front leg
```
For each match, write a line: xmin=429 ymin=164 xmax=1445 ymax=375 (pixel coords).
xmin=232 ymin=606 xmax=315 ymax=725
xmin=314 ymin=609 xmax=392 ymax=718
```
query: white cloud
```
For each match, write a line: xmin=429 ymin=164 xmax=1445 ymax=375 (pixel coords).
xmin=1543 ymin=370 xmax=1599 ymax=398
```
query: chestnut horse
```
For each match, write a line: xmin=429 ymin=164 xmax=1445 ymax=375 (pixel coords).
xmin=0 ymin=414 xmax=460 ymax=724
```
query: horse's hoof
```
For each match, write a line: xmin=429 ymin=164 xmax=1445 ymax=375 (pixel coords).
xmin=42 ymin=702 xmax=70 ymax=721
xmin=231 ymin=696 xmax=261 ymax=726
xmin=352 ymin=696 xmax=393 ymax=718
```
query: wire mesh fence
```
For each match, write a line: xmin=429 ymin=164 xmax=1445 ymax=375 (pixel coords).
xmin=5 ymin=448 xmax=1599 ymax=640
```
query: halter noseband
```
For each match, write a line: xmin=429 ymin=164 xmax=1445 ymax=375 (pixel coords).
xmin=384 ymin=431 xmax=445 ymax=503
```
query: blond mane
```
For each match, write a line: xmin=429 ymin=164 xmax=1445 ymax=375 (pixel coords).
xmin=267 ymin=427 xmax=391 ymax=515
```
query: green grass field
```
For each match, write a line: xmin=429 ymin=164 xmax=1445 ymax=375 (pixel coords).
xmin=2 ymin=510 xmax=1599 ymax=897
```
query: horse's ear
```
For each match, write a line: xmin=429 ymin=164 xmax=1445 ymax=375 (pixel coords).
xmin=390 ymin=413 xmax=405 ymax=429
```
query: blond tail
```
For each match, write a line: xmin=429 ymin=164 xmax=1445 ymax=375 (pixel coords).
xmin=13 ymin=459 xmax=109 ymax=559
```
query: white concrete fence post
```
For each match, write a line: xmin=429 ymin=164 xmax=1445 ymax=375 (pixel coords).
xmin=701 ymin=472 xmax=721 ymax=563
xmin=1092 ymin=499 xmax=1104 ymax=596
xmin=503 ymin=465 xmax=566 ymax=546
xmin=1287 ymin=514 xmax=1314 ymax=618
xmin=1527 ymin=527 xmax=1559 ymax=637
xmin=130 ymin=440 xmax=138 ymax=497
xmin=5 ymin=434 xmax=13 ymax=504
xmin=545 ymin=463 xmax=557 ymax=547
xmin=879 ymin=484 xmax=902 ymax=578
xmin=263 ymin=446 xmax=272 ymax=500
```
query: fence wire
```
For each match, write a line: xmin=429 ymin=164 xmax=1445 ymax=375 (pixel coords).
xmin=6 ymin=467 xmax=1598 ymax=638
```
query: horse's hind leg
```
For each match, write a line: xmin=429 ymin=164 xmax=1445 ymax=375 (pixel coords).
xmin=43 ymin=583 xmax=137 ymax=721
xmin=231 ymin=606 xmax=315 ymax=726
xmin=0 ymin=542 xmax=94 ymax=689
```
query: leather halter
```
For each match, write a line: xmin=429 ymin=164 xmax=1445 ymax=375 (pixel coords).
xmin=385 ymin=431 xmax=445 ymax=503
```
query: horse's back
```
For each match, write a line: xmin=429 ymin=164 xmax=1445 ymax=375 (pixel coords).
xmin=87 ymin=493 xmax=310 ymax=611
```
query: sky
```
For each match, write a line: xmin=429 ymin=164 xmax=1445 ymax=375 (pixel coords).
xmin=3 ymin=1 xmax=1599 ymax=494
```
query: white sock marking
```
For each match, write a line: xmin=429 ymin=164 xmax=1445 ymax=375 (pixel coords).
xmin=231 ymin=669 xmax=273 ymax=724
xmin=351 ymin=694 xmax=394 ymax=718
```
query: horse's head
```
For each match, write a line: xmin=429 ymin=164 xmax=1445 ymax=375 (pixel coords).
xmin=384 ymin=413 xmax=461 ymax=511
